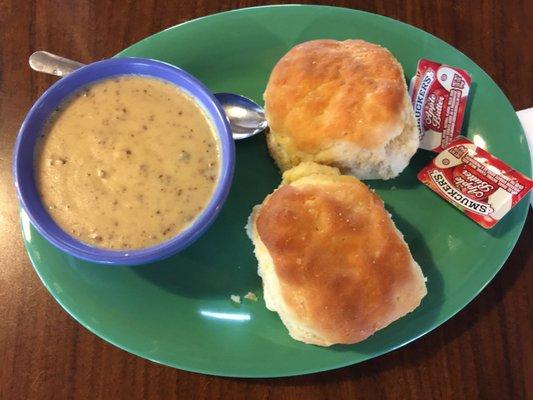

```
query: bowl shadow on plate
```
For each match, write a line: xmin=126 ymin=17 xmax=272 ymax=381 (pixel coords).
xmin=325 ymin=208 xmax=444 ymax=355
xmin=132 ymin=134 xmax=280 ymax=300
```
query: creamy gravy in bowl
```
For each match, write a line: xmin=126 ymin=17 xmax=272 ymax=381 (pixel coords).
xmin=35 ymin=75 xmax=220 ymax=250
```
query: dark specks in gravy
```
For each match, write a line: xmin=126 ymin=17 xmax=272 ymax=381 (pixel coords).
xmin=35 ymin=75 xmax=220 ymax=250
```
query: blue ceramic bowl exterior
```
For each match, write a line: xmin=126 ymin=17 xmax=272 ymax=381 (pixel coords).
xmin=13 ymin=57 xmax=235 ymax=265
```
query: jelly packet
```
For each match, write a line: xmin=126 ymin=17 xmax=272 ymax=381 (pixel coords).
xmin=410 ymin=59 xmax=472 ymax=152
xmin=418 ymin=137 xmax=533 ymax=228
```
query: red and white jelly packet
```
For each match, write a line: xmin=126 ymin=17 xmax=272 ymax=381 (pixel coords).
xmin=418 ymin=137 xmax=533 ymax=229
xmin=410 ymin=59 xmax=472 ymax=152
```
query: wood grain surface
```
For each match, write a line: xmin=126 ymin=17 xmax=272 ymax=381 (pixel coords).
xmin=0 ymin=1 xmax=531 ymax=399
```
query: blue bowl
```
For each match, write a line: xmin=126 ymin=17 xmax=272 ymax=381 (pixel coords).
xmin=13 ymin=57 xmax=235 ymax=265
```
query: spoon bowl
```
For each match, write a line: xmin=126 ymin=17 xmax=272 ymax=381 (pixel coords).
xmin=214 ymin=93 xmax=268 ymax=140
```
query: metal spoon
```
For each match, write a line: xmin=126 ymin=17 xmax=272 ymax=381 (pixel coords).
xmin=28 ymin=51 xmax=267 ymax=140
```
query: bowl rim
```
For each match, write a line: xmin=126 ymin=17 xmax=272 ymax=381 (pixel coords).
xmin=13 ymin=57 xmax=235 ymax=265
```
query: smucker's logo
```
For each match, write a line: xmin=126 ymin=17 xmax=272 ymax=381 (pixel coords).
xmin=429 ymin=170 xmax=494 ymax=215
xmin=414 ymin=70 xmax=435 ymax=139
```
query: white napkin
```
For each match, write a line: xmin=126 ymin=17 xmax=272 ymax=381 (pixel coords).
xmin=516 ymin=108 xmax=533 ymax=206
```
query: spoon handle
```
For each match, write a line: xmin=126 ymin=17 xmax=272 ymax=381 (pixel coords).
xmin=29 ymin=51 xmax=85 ymax=77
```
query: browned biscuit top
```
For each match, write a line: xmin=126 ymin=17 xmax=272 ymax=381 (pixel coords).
xmin=264 ymin=39 xmax=406 ymax=152
xmin=256 ymin=176 xmax=424 ymax=344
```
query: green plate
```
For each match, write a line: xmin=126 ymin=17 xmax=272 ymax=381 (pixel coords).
xmin=21 ymin=5 xmax=531 ymax=377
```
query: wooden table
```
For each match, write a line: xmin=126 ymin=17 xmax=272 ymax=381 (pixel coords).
xmin=1 ymin=1 xmax=531 ymax=399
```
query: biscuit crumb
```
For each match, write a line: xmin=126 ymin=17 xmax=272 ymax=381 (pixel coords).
xmin=244 ymin=292 xmax=258 ymax=301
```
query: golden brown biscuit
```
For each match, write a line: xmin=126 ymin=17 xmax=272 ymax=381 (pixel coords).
xmin=247 ymin=162 xmax=426 ymax=346
xmin=264 ymin=39 xmax=418 ymax=180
